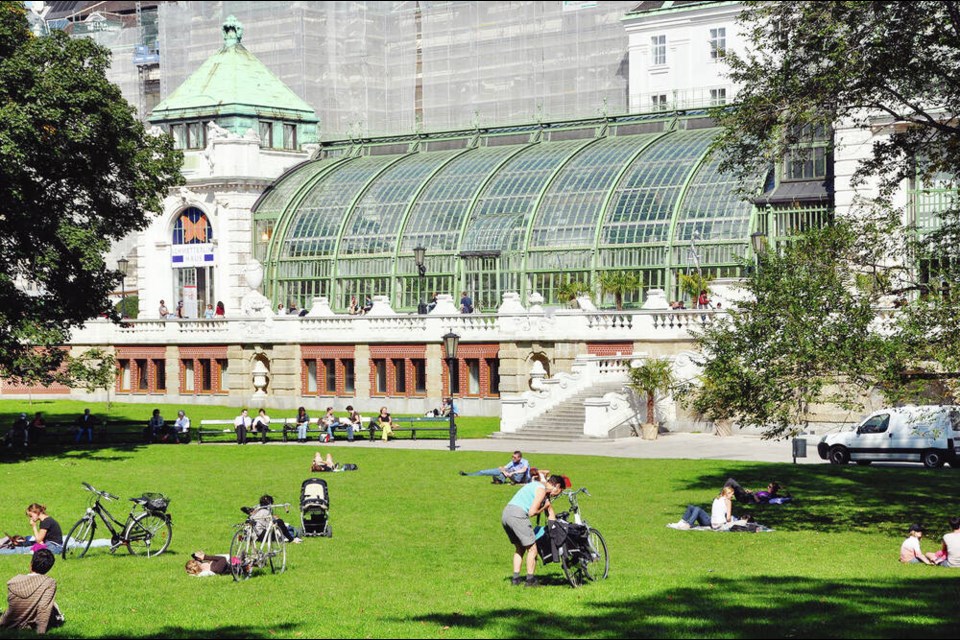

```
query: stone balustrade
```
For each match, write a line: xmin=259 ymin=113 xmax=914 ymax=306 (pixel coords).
xmin=71 ymin=309 xmax=723 ymax=346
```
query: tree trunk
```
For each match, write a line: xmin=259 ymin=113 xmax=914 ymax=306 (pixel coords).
xmin=646 ymin=392 xmax=655 ymax=424
xmin=615 ymin=292 xmax=623 ymax=311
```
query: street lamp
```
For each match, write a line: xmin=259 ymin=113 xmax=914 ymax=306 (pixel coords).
xmin=750 ymin=231 xmax=767 ymax=274
xmin=117 ymin=255 xmax=129 ymax=318
xmin=442 ymin=330 xmax=460 ymax=451
xmin=414 ymin=245 xmax=427 ymax=313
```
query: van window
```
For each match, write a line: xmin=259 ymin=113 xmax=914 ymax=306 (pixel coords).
xmin=859 ymin=414 xmax=890 ymax=434
xmin=950 ymin=411 xmax=960 ymax=433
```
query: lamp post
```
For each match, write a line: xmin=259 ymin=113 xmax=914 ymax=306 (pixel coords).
xmin=117 ymin=255 xmax=129 ymax=318
xmin=414 ymin=245 xmax=427 ymax=313
xmin=442 ymin=330 xmax=460 ymax=451
xmin=750 ymin=231 xmax=767 ymax=273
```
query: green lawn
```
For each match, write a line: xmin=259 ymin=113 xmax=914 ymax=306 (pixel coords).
xmin=0 ymin=442 xmax=957 ymax=638
xmin=0 ymin=399 xmax=499 ymax=440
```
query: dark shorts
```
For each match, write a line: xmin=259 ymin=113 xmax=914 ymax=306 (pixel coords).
xmin=501 ymin=504 xmax=535 ymax=547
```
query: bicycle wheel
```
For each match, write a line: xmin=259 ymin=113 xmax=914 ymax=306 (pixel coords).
xmin=124 ymin=512 xmax=172 ymax=557
xmin=559 ymin=548 xmax=584 ymax=588
xmin=62 ymin=517 xmax=95 ymax=560
xmin=263 ymin=527 xmax=287 ymax=574
xmin=581 ymin=528 xmax=609 ymax=581
xmin=230 ymin=527 xmax=255 ymax=582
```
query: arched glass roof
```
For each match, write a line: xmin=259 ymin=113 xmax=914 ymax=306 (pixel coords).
xmin=255 ymin=115 xmax=761 ymax=310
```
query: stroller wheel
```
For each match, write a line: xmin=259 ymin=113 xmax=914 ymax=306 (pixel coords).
xmin=323 ymin=524 xmax=332 ymax=538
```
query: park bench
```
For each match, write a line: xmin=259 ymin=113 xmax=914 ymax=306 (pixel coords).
xmin=282 ymin=416 xmax=371 ymax=442
xmin=197 ymin=419 xmax=269 ymax=444
xmin=368 ymin=416 xmax=453 ymax=441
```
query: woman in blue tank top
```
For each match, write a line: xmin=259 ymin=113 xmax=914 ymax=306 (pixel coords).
xmin=500 ymin=474 xmax=565 ymax=587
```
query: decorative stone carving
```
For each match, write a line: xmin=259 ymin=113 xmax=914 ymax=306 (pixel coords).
xmin=366 ymin=295 xmax=396 ymax=316
xmin=429 ymin=294 xmax=458 ymax=315
xmin=529 ymin=360 xmax=547 ymax=391
xmin=240 ymin=259 xmax=273 ymax=317
xmin=251 ymin=357 xmax=269 ymax=397
xmin=528 ymin=291 xmax=544 ymax=314
xmin=497 ymin=291 xmax=525 ymax=314
xmin=641 ymin=288 xmax=669 ymax=309
xmin=306 ymin=296 xmax=335 ymax=317
xmin=575 ymin=294 xmax=597 ymax=311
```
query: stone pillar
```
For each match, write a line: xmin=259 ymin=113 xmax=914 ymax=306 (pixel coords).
xmin=354 ymin=344 xmax=371 ymax=402
xmin=496 ymin=342 xmax=526 ymax=395
xmin=165 ymin=345 xmax=179 ymax=396
xmin=267 ymin=344 xmax=299 ymax=399
xmin=425 ymin=342 xmax=444 ymax=400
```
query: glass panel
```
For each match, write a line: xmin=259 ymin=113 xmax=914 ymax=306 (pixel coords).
xmin=136 ymin=359 xmax=148 ymax=392
xmin=401 ymin=146 xmax=520 ymax=252
xmin=673 ymin=150 xmax=754 ymax=247
xmin=187 ymin=122 xmax=204 ymax=149
xmin=393 ymin=359 xmax=406 ymax=393
xmin=182 ymin=359 xmax=194 ymax=392
xmin=259 ymin=121 xmax=273 ymax=148
xmin=448 ymin=359 xmax=460 ymax=395
xmin=200 ymin=359 xmax=212 ymax=392
xmin=306 ymin=360 xmax=317 ymax=393
xmin=171 ymin=124 xmax=186 ymax=150
xmin=413 ymin=359 xmax=426 ymax=393
xmin=218 ymin=359 xmax=228 ymax=391
xmin=283 ymin=156 xmax=399 ymax=259
xmin=255 ymin=159 xmax=337 ymax=218
xmin=119 ymin=359 xmax=131 ymax=391
xmin=343 ymin=359 xmax=355 ymax=393
xmin=468 ymin=359 xmax=480 ymax=395
xmin=602 ymin=129 xmax=716 ymax=246
xmin=375 ymin=359 xmax=387 ymax=394
xmin=283 ymin=124 xmax=297 ymax=150
xmin=531 ymin=135 xmax=657 ymax=248
xmin=323 ymin=359 xmax=336 ymax=394
xmin=463 ymin=139 xmax=592 ymax=252
xmin=487 ymin=358 xmax=500 ymax=395
xmin=339 ymin=150 xmax=460 ymax=256
xmin=154 ymin=359 xmax=165 ymax=391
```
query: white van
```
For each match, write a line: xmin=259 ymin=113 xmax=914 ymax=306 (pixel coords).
xmin=817 ymin=405 xmax=960 ymax=468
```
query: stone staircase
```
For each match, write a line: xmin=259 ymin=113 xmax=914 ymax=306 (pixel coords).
xmin=492 ymin=380 xmax=628 ymax=441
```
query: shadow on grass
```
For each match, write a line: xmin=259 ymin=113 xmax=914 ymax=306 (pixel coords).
xmin=406 ymin=574 xmax=959 ymax=639
xmin=121 ymin=622 xmax=302 ymax=639
xmin=0 ymin=443 xmax=146 ymax=465
xmin=683 ymin=463 xmax=959 ymax=536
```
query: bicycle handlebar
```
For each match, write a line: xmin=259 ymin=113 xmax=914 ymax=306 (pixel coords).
xmin=81 ymin=481 xmax=118 ymax=501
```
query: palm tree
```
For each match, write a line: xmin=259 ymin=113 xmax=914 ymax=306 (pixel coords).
xmin=597 ymin=270 xmax=640 ymax=310
xmin=678 ymin=272 xmax=714 ymax=307
xmin=627 ymin=358 xmax=675 ymax=437
xmin=556 ymin=278 xmax=591 ymax=307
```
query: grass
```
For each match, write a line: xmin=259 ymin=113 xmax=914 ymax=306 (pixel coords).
xmin=0 ymin=399 xmax=500 ymax=440
xmin=0 ymin=442 xmax=957 ymax=638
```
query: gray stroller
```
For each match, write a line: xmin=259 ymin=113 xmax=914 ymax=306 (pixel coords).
xmin=299 ymin=478 xmax=331 ymax=537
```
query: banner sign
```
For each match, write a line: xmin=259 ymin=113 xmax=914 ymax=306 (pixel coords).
xmin=171 ymin=243 xmax=214 ymax=268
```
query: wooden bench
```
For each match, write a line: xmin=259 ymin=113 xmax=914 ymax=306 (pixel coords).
xmin=369 ymin=416 xmax=452 ymax=441
xmin=197 ymin=420 xmax=268 ymax=444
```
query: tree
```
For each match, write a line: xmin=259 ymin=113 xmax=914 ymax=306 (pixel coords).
xmin=628 ymin=357 xmax=676 ymax=430
xmin=62 ymin=347 xmax=117 ymax=408
xmin=556 ymin=278 xmax=591 ymax=307
xmin=687 ymin=223 xmax=908 ymax=439
xmin=677 ymin=273 xmax=714 ymax=306
xmin=596 ymin=270 xmax=639 ymax=311
xmin=0 ymin=4 xmax=182 ymax=383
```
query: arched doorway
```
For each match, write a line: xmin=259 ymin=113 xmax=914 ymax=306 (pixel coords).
xmin=171 ymin=207 xmax=215 ymax=318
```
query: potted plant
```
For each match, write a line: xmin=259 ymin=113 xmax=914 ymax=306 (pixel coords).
xmin=628 ymin=357 xmax=676 ymax=440
xmin=556 ymin=278 xmax=591 ymax=308
xmin=597 ymin=270 xmax=639 ymax=311
xmin=678 ymin=272 xmax=714 ymax=308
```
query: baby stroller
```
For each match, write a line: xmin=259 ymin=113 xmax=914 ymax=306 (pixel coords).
xmin=299 ymin=478 xmax=331 ymax=538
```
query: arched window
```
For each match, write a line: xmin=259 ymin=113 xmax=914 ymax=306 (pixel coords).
xmin=172 ymin=207 xmax=213 ymax=245
xmin=170 ymin=207 xmax=215 ymax=317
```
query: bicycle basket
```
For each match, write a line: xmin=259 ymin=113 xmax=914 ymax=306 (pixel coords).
xmin=140 ymin=493 xmax=170 ymax=513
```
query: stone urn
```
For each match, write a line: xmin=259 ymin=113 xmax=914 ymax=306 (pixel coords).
xmin=251 ymin=358 xmax=269 ymax=397
xmin=244 ymin=259 xmax=264 ymax=290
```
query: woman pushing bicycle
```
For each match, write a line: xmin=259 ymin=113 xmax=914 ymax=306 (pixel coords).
xmin=500 ymin=474 xmax=565 ymax=587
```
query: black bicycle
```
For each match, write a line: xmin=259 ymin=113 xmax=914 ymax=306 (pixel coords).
xmin=61 ymin=482 xmax=172 ymax=559
xmin=554 ymin=488 xmax=609 ymax=588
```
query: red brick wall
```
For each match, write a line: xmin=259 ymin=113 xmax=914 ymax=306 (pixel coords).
xmin=1 ymin=348 xmax=70 ymax=395
xmin=116 ymin=346 xmax=166 ymax=394
xmin=586 ymin=342 xmax=634 ymax=357
xmin=442 ymin=343 xmax=499 ymax=398
xmin=178 ymin=346 xmax=229 ymax=395
xmin=368 ymin=344 xmax=427 ymax=397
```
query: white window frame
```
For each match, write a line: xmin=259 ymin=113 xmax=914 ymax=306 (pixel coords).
xmin=651 ymin=35 xmax=666 ymax=66
xmin=709 ymin=27 xmax=726 ymax=61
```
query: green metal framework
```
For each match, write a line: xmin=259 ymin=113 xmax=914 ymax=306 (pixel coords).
xmin=254 ymin=114 xmax=772 ymax=311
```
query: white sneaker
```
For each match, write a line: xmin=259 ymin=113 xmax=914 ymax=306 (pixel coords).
xmin=292 ymin=537 xmax=303 ymax=544
xmin=667 ymin=520 xmax=690 ymax=530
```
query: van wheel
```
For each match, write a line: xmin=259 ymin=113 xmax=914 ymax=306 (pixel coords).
xmin=855 ymin=460 xmax=872 ymax=466
xmin=922 ymin=450 xmax=945 ymax=468
xmin=828 ymin=446 xmax=849 ymax=465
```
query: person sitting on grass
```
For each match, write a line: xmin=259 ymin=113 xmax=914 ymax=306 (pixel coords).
xmin=460 ymin=451 xmax=531 ymax=485
xmin=932 ymin=516 xmax=960 ymax=567
xmin=0 ymin=548 xmax=64 ymax=634
xmin=900 ymin=524 xmax=936 ymax=565
xmin=185 ymin=551 xmax=232 ymax=576
xmin=670 ymin=485 xmax=736 ymax=530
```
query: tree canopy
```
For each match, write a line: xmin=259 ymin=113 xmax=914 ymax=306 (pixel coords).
xmin=0 ymin=3 xmax=182 ymax=383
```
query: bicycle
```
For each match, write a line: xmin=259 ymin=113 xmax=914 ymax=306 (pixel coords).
xmin=61 ymin=482 xmax=172 ymax=559
xmin=229 ymin=503 xmax=290 ymax=581
xmin=553 ymin=488 xmax=609 ymax=588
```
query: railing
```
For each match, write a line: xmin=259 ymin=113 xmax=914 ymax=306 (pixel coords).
xmin=71 ymin=309 xmax=728 ymax=346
